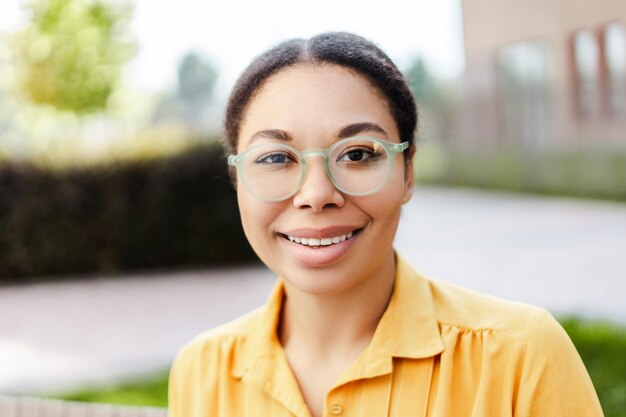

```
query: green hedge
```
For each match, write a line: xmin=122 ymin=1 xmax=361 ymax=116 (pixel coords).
xmin=415 ymin=143 xmax=626 ymax=201
xmin=0 ymin=143 xmax=258 ymax=283
xmin=561 ymin=318 xmax=626 ymax=417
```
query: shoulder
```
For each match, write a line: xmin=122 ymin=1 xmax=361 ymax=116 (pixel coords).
xmin=425 ymin=276 xmax=554 ymax=336
xmin=395 ymin=254 xmax=552 ymax=337
xmin=394 ymin=256 xmax=603 ymax=415
xmin=421 ymin=271 xmax=601 ymax=410
xmin=404 ymin=270 xmax=602 ymax=414
xmin=168 ymin=304 xmax=269 ymax=417
xmin=170 ymin=306 xmax=264 ymax=376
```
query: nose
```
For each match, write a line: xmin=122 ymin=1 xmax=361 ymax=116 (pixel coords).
xmin=292 ymin=156 xmax=345 ymax=212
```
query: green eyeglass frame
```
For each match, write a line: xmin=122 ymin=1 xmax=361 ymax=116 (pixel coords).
xmin=227 ymin=136 xmax=409 ymax=202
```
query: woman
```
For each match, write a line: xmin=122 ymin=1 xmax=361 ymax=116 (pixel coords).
xmin=168 ymin=32 xmax=603 ymax=417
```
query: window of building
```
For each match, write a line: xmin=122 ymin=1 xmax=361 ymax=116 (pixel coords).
xmin=573 ymin=30 xmax=601 ymax=117
xmin=497 ymin=40 xmax=551 ymax=145
xmin=603 ymin=22 xmax=626 ymax=115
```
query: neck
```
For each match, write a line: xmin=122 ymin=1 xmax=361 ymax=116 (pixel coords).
xmin=279 ymin=251 xmax=396 ymax=361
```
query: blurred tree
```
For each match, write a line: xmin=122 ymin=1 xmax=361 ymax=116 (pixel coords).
xmin=404 ymin=56 xmax=458 ymax=142
xmin=11 ymin=0 xmax=133 ymax=114
xmin=405 ymin=56 xmax=438 ymax=103
xmin=177 ymin=52 xmax=216 ymax=110
xmin=152 ymin=51 xmax=217 ymax=133
xmin=176 ymin=52 xmax=217 ymax=128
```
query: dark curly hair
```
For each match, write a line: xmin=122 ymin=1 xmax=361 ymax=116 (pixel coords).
xmin=224 ymin=32 xmax=418 ymax=162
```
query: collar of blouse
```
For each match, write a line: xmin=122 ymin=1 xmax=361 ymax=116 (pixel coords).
xmin=231 ymin=253 xmax=445 ymax=384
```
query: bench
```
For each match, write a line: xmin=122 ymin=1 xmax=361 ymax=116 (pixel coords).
xmin=0 ymin=396 xmax=167 ymax=417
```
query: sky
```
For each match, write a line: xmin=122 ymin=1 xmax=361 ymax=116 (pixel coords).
xmin=0 ymin=0 xmax=465 ymax=99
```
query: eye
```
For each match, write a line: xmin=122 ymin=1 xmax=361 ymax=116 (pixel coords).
xmin=255 ymin=151 xmax=296 ymax=164
xmin=337 ymin=146 xmax=383 ymax=163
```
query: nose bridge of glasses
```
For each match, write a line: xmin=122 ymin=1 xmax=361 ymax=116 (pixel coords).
xmin=300 ymin=148 xmax=330 ymax=161
xmin=297 ymin=148 xmax=335 ymax=189
xmin=299 ymin=149 xmax=331 ymax=174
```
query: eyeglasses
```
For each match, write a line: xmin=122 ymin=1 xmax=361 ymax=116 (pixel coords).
xmin=227 ymin=136 xmax=409 ymax=202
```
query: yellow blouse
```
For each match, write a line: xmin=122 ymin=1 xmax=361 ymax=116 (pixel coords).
xmin=168 ymin=255 xmax=604 ymax=417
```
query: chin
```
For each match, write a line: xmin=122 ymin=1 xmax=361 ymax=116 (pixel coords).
xmin=279 ymin=266 xmax=362 ymax=296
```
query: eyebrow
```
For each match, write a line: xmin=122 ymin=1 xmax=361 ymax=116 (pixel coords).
xmin=247 ymin=122 xmax=389 ymax=146
xmin=337 ymin=122 xmax=389 ymax=139
xmin=248 ymin=129 xmax=293 ymax=145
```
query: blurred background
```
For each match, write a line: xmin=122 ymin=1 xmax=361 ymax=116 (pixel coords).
xmin=0 ymin=0 xmax=625 ymax=415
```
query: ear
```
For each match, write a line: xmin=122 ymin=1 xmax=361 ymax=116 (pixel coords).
xmin=402 ymin=145 xmax=416 ymax=204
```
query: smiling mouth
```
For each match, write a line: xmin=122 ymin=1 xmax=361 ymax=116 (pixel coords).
xmin=278 ymin=229 xmax=362 ymax=248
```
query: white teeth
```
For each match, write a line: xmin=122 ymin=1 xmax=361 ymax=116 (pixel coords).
xmin=285 ymin=232 xmax=357 ymax=247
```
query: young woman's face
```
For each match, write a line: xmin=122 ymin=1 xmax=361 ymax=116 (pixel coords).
xmin=236 ymin=64 xmax=414 ymax=296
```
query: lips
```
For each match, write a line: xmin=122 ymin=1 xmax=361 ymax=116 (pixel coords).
xmin=277 ymin=226 xmax=363 ymax=267
xmin=285 ymin=231 xmax=354 ymax=247
xmin=278 ymin=226 xmax=362 ymax=246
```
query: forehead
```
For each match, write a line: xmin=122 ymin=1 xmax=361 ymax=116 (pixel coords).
xmin=237 ymin=64 xmax=397 ymax=151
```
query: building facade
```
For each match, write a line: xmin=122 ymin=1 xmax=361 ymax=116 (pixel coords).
xmin=460 ymin=0 xmax=626 ymax=147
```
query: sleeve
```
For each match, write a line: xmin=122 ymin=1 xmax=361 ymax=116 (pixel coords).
xmin=168 ymin=343 xmax=196 ymax=417
xmin=513 ymin=308 xmax=604 ymax=417
xmin=167 ymin=353 xmax=182 ymax=417
xmin=167 ymin=339 xmax=220 ymax=417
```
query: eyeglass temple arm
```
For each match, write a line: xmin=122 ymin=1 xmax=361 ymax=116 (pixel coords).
xmin=227 ymin=155 xmax=239 ymax=165
xmin=394 ymin=142 xmax=409 ymax=152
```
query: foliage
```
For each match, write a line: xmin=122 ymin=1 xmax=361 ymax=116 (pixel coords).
xmin=415 ymin=142 xmax=626 ymax=201
xmin=53 ymin=318 xmax=625 ymax=416
xmin=152 ymin=52 xmax=217 ymax=131
xmin=177 ymin=52 xmax=217 ymax=111
xmin=11 ymin=0 xmax=133 ymax=114
xmin=404 ymin=57 xmax=438 ymax=103
xmin=0 ymin=142 xmax=258 ymax=282
xmin=561 ymin=318 xmax=626 ymax=417
xmin=57 ymin=371 xmax=169 ymax=407
xmin=403 ymin=57 xmax=458 ymax=142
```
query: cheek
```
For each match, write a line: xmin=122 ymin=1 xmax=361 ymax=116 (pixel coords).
xmin=381 ymin=167 xmax=409 ymax=206
xmin=237 ymin=190 xmax=280 ymax=248
xmin=357 ymin=178 xmax=405 ymax=223
xmin=238 ymin=192 xmax=260 ymax=234
xmin=371 ymin=171 xmax=407 ymax=229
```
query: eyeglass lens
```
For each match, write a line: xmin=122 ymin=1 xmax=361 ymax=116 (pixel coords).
xmin=241 ymin=138 xmax=391 ymax=201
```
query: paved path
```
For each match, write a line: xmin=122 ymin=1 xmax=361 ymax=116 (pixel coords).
xmin=1 ymin=186 xmax=625 ymax=395
xmin=396 ymin=186 xmax=626 ymax=321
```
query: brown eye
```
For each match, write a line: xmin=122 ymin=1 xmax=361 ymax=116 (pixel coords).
xmin=347 ymin=150 xmax=365 ymax=161
xmin=337 ymin=147 xmax=382 ymax=163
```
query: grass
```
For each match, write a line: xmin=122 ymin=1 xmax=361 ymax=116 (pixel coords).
xmin=56 ymin=371 xmax=169 ymax=408
xmin=55 ymin=318 xmax=626 ymax=416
